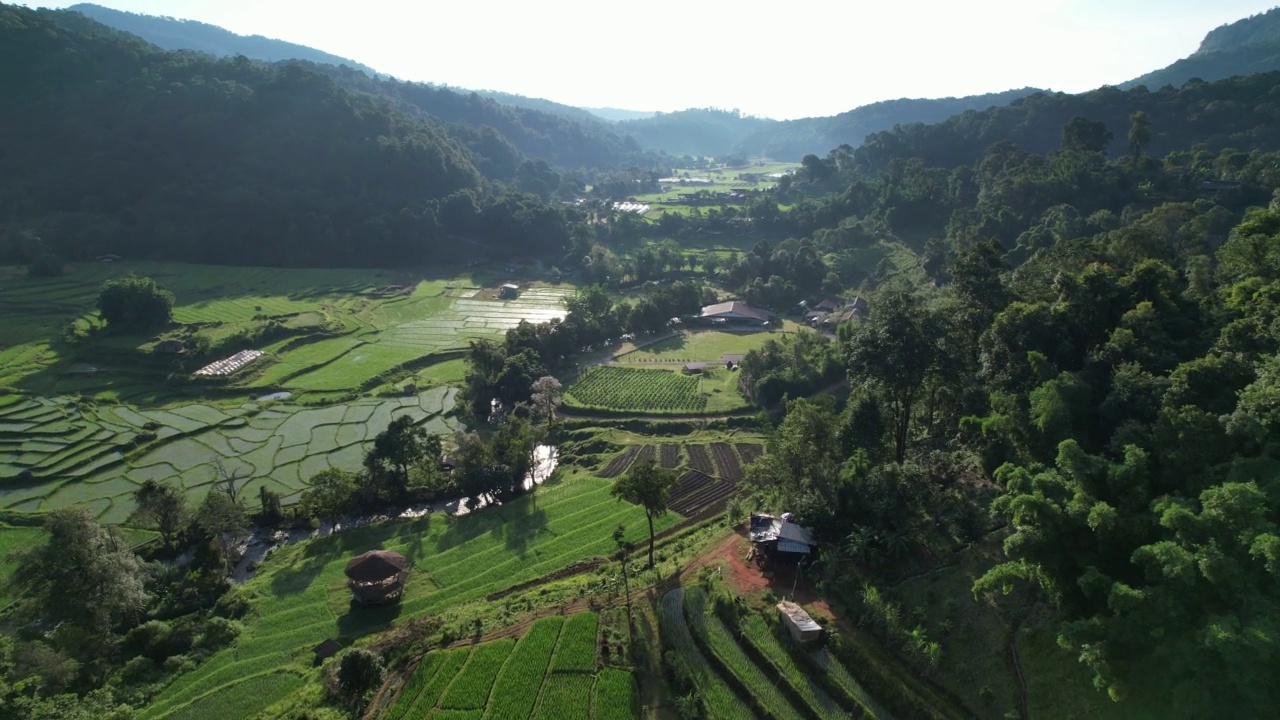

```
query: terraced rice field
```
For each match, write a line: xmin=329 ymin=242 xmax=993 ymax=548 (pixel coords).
xmin=658 ymin=587 xmax=752 ymax=720
xmin=737 ymin=614 xmax=848 ymax=719
xmin=0 ymin=388 xmax=459 ymax=523
xmin=387 ymin=611 xmax=631 ymax=720
xmin=139 ymin=471 xmax=668 ymax=720
xmin=683 ymin=587 xmax=807 ymax=720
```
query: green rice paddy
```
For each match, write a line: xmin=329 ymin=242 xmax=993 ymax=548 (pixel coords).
xmin=0 ymin=389 xmax=460 ymax=523
xmin=0 ymin=261 xmax=577 ymax=521
xmin=138 ymin=469 xmax=666 ymax=720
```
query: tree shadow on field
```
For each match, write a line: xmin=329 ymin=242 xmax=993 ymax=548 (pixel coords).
xmin=632 ymin=334 xmax=688 ymax=360
xmin=336 ymin=598 xmax=403 ymax=638
xmin=270 ymin=554 xmax=328 ymax=597
xmin=496 ymin=490 xmax=548 ymax=557
xmin=302 ymin=515 xmax=430 ymax=561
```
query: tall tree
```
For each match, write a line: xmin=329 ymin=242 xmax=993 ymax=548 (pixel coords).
xmin=334 ymin=648 xmax=385 ymax=714
xmin=529 ymin=375 xmax=564 ymax=427
xmin=130 ymin=480 xmax=188 ymax=549
xmin=1128 ymin=110 xmax=1152 ymax=160
xmin=1061 ymin=115 xmax=1113 ymax=154
xmin=843 ymin=292 xmax=944 ymax=463
xmin=193 ymin=490 xmax=247 ymax=573
xmin=611 ymin=458 xmax=678 ymax=568
xmin=364 ymin=415 xmax=427 ymax=499
xmin=300 ymin=468 xmax=358 ymax=524
xmin=11 ymin=507 xmax=148 ymax=634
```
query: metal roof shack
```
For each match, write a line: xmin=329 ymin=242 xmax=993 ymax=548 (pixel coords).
xmin=776 ymin=600 xmax=822 ymax=643
xmin=749 ymin=513 xmax=817 ymax=563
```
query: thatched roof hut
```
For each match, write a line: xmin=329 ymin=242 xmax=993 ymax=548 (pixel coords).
xmin=344 ymin=549 xmax=408 ymax=605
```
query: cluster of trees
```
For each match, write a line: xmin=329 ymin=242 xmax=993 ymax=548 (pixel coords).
xmin=741 ymin=108 xmax=1280 ymax=714
xmin=0 ymin=491 xmax=250 ymax=720
xmin=736 ymin=330 xmax=845 ymax=408
xmin=95 ymin=274 xmax=174 ymax=329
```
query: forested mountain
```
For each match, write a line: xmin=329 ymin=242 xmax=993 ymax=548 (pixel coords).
xmin=0 ymin=4 xmax=587 ymax=268
xmin=617 ymin=90 xmax=1040 ymax=160
xmin=1123 ymin=7 xmax=1280 ymax=89
xmin=50 ymin=5 xmax=652 ymax=174
xmin=467 ymin=88 xmax=605 ymax=124
xmin=849 ymin=72 xmax=1280 ymax=174
xmin=737 ymin=87 xmax=1042 ymax=160
xmin=299 ymin=67 xmax=650 ymax=173
xmin=618 ymin=108 xmax=776 ymax=157
xmin=66 ymin=2 xmax=380 ymax=76
xmin=699 ymin=68 xmax=1280 ymax=717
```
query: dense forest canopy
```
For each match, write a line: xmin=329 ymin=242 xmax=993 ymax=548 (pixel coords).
xmin=65 ymin=3 xmax=381 ymax=76
xmin=0 ymin=4 xmax=613 ymax=268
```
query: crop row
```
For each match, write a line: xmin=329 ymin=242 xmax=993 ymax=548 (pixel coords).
xmin=738 ymin=614 xmax=847 ymax=719
xmin=592 ymin=667 xmax=639 ymax=720
xmin=658 ymin=588 xmax=752 ymax=719
xmin=387 ymin=651 xmax=448 ymax=720
xmin=403 ymin=648 xmax=473 ymax=720
xmin=813 ymin=646 xmax=896 ymax=720
xmin=441 ymin=638 xmax=516 ymax=710
xmin=531 ymin=672 xmax=594 ymax=720
xmin=550 ymin=612 xmax=600 ymax=673
xmin=158 ymin=671 xmax=304 ymax=720
xmin=566 ymin=367 xmax=705 ymax=412
xmin=482 ymin=617 xmax=564 ymax=720
xmin=683 ymin=587 xmax=806 ymax=720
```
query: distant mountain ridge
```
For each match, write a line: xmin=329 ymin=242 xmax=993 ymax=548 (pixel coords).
xmin=615 ymin=89 xmax=1044 ymax=160
xmin=736 ymin=88 xmax=1044 ymax=160
xmin=67 ymin=3 xmax=379 ymax=76
xmin=1123 ymin=7 xmax=1280 ymax=89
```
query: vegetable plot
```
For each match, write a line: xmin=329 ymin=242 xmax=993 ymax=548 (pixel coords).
xmin=566 ymin=367 xmax=704 ymax=413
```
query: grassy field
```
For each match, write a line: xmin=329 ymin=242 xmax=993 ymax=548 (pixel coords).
xmin=138 ymin=468 xmax=673 ymax=720
xmin=614 ymin=329 xmax=785 ymax=364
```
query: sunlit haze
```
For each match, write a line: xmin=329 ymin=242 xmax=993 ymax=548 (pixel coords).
xmin=30 ymin=0 xmax=1280 ymax=119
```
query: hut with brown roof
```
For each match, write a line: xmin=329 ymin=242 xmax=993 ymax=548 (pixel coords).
xmin=344 ymin=549 xmax=408 ymax=605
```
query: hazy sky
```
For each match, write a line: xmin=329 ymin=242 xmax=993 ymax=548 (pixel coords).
xmin=30 ymin=0 xmax=1280 ymax=119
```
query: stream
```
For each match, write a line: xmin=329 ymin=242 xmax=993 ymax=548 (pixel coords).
xmin=228 ymin=445 xmax=558 ymax=583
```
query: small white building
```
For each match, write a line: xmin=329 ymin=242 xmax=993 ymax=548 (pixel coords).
xmin=777 ymin=601 xmax=823 ymax=643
